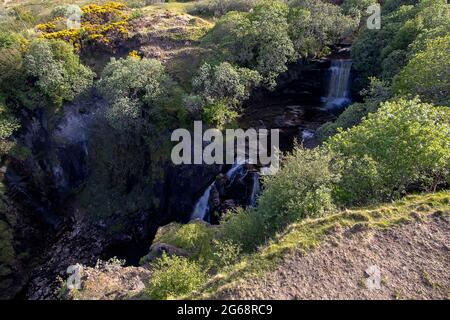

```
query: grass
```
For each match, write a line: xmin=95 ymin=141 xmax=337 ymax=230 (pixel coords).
xmin=142 ymin=1 xmax=195 ymax=14
xmin=188 ymin=191 xmax=450 ymax=299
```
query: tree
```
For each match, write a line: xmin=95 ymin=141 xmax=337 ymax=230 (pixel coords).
xmin=289 ymin=0 xmax=358 ymax=58
xmin=97 ymin=56 xmax=171 ymax=129
xmin=23 ymin=39 xmax=94 ymax=108
xmin=203 ymin=0 xmax=295 ymax=88
xmin=326 ymin=98 xmax=450 ymax=205
xmin=97 ymin=56 xmax=167 ymax=105
xmin=193 ymin=62 xmax=261 ymax=107
xmin=190 ymin=62 xmax=261 ymax=128
xmin=257 ymin=147 xmax=338 ymax=232
xmin=393 ymin=36 xmax=450 ymax=106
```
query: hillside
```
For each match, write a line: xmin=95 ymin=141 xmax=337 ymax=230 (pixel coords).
xmin=0 ymin=0 xmax=449 ymax=301
xmin=63 ymin=192 xmax=449 ymax=300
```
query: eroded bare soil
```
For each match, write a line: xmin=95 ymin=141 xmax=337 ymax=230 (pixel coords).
xmin=220 ymin=213 xmax=450 ymax=300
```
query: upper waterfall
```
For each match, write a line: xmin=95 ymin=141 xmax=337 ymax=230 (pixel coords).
xmin=323 ymin=60 xmax=352 ymax=109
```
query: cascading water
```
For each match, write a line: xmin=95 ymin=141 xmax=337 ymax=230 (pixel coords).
xmin=323 ymin=60 xmax=352 ymax=109
xmin=190 ymin=163 xmax=261 ymax=221
xmin=190 ymin=184 xmax=214 ymax=221
xmin=249 ymin=172 xmax=261 ymax=208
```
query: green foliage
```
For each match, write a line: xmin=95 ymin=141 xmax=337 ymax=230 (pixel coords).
xmin=189 ymin=0 xmax=257 ymax=17
xmin=393 ymin=36 xmax=450 ymax=106
xmin=317 ymin=78 xmax=392 ymax=141
xmin=203 ymin=0 xmax=357 ymax=88
xmin=203 ymin=0 xmax=296 ymax=88
xmin=257 ymin=147 xmax=338 ymax=233
xmin=202 ymin=100 xmax=238 ymax=129
xmin=145 ymin=254 xmax=206 ymax=300
xmin=0 ymin=97 xmax=20 ymax=157
xmin=219 ymin=207 xmax=266 ymax=252
xmin=211 ymin=239 xmax=242 ymax=270
xmin=23 ymin=39 xmax=94 ymax=108
xmin=97 ymin=56 xmax=173 ymax=130
xmin=352 ymin=0 xmax=450 ymax=90
xmin=327 ymin=98 xmax=450 ymax=205
xmin=341 ymin=0 xmax=378 ymax=16
xmin=98 ymin=56 xmax=166 ymax=105
xmin=155 ymin=221 xmax=215 ymax=266
xmin=0 ymin=32 xmax=17 ymax=49
xmin=289 ymin=0 xmax=358 ymax=58
xmin=190 ymin=62 xmax=260 ymax=127
xmin=193 ymin=62 xmax=261 ymax=108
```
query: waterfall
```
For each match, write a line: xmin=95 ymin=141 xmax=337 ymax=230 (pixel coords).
xmin=190 ymin=163 xmax=247 ymax=221
xmin=190 ymin=184 xmax=214 ymax=221
xmin=323 ymin=60 xmax=352 ymax=109
xmin=249 ymin=172 xmax=261 ymax=208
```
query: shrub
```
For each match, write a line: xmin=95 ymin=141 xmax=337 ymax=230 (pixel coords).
xmin=219 ymin=207 xmax=267 ymax=252
xmin=203 ymin=0 xmax=296 ymax=88
xmin=351 ymin=0 xmax=450 ymax=90
xmin=289 ymin=0 xmax=358 ymax=58
xmin=145 ymin=254 xmax=206 ymax=300
xmin=154 ymin=221 xmax=215 ymax=267
xmin=37 ymin=2 xmax=131 ymax=51
xmin=212 ymin=239 xmax=242 ymax=270
xmin=98 ymin=56 xmax=167 ymax=104
xmin=193 ymin=62 xmax=261 ymax=108
xmin=189 ymin=0 xmax=257 ymax=17
xmin=257 ymin=147 xmax=338 ymax=233
xmin=393 ymin=36 xmax=450 ymax=106
xmin=202 ymin=100 xmax=239 ymax=129
xmin=23 ymin=39 xmax=94 ymax=108
xmin=0 ymin=97 xmax=20 ymax=157
xmin=327 ymin=98 xmax=450 ymax=205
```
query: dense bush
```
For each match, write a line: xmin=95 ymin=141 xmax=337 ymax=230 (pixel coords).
xmin=219 ymin=207 xmax=266 ymax=252
xmin=190 ymin=62 xmax=260 ymax=127
xmin=203 ymin=0 xmax=296 ymax=88
xmin=351 ymin=0 xmax=449 ymax=91
xmin=97 ymin=56 xmax=169 ymax=129
xmin=23 ymin=39 xmax=94 ymax=108
xmin=154 ymin=221 xmax=215 ymax=267
xmin=257 ymin=147 xmax=338 ymax=233
xmin=189 ymin=0 xmax=257 ymax=17
xmin=393 ymin=36 xmax=450 ymax=106
xmin=327 ymin=98 xmax=450 ymax=205
xmin=193 ymin=62 xmax=261 ymax=108
xmin=36 ymin=2 xmax=131 ymax=51
xmin=288 ymin=0 xmax=358 ymax=58
xmin=203 ymin=0 xmax=357 ymax=89
xmin=145 ymin=254 xmax=206 ymax=300
xmin=0 ymin=98 xmax=20 ymax=157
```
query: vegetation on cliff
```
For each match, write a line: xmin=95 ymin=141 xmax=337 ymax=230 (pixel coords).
xmin=0 ymin=0 xmax=448 ymax=300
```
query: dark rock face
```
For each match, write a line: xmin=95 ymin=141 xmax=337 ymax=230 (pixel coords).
xmin=1 ymin=49 xmax=350 ymax=300
xmin=154 ymin=163 xmax=223 ymax=225
xmin=1 ymin=98 xmax=224 ymax=298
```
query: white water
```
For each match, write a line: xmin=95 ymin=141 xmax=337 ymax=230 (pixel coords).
xmin=190 ymin=163 xmax=258 ymax=221
xmin=323 ymin=60 xmax=352 ymax=109
xmin=190 ymin=184 xmax=214 ymax=221
xmin=249 ymin=172 xmax=261 ymax=208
